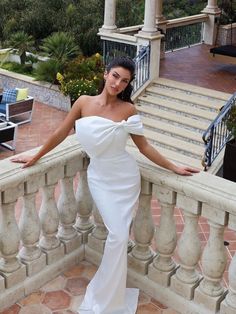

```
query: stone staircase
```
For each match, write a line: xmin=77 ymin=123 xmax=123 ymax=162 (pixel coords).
xmin=131 ymin=78 xmax=232 ymax=174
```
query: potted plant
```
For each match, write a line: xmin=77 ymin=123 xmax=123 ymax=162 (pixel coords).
xmin=223 ymin=105 xmax=236 ymax=182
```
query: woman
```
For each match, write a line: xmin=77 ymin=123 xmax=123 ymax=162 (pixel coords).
xmin=11 ymin=56 xmax=199 ymax=314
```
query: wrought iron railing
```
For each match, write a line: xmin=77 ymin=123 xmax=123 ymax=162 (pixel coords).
xmin=102 ymin=40 xmax=137 ymax=65
xmin=202 ymin=93 xmax=236 ymax=169
xmin=132 ymin=45 xmax=150 ymax=93
xmin=165 ymin=22 xmax=203 ymax=52
xmin=102 ymin=40 xmax=150 ymax=94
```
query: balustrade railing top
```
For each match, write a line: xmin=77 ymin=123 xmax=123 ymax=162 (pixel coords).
xmin=0 ymin=136 xmax=236 ymax=314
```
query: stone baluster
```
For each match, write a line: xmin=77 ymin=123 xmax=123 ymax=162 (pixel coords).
xmin=0 ymin=187 xmax=26 ymax=288
xmin=221 ymin=250 xmax=236 ymax=313
xmin=195 ymin=219 xmax=227 ymax=312
xmin=128 ymin=179 xmax=154 ymax=275
xmin=39 ymin=184 xmax=60 ymax=251
xmin=74 ymin=160 xmax=94 ymax=243
xmin=171 ymin=195 xmax=201 ymax=299
xmin=39 ymin=168 xmax=65 ymax=264
xmin=148 ymin=186 xmax=177 ymax=286
xmin=88 ymin=203 xmax=108 ymax=254
xmin=19 ymin=177 xmax=47 ymax=276
xmin=58 ymin=162 xmax=82 ymax=253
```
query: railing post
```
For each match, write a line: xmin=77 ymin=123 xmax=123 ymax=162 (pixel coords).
xmin=202 ymin=0 xmax=221 ymax=45
xmin=128 ymin=179 xmax=155 ymax=275
xmin=221 ymin=251 xmax=236 ymax=313
xmin=19 ymin=176 xmax=46 ymax=276
xmin=57 ymin=161 xmax=82 ymax=254
xmin=148 ymin=186 xmax=177 ymax=286
xmin=171 ymin=195 xmax=202 ymax=300
xmin=87 ymin=203 xmax=108 ymax=254
xmin=74 ymin=157 xmax=94 ymax=243
xmin=194 ymin=206 xmax=227 ymax=312
xmin=39 ymin=167 xmax=65 ymax=265
xmin=0 ymin=189 xmax=26 ymax=288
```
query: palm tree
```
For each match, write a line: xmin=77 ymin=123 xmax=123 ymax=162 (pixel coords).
xmin=8 ymin=31 xmax=35 ymax=65
xmin=40 ymin=32 xmax=80 ymax=66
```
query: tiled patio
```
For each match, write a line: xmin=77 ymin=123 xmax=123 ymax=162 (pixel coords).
xmin=0 ymin=44 xmax=236 ymax=313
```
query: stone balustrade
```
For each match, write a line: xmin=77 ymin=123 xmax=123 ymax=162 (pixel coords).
xmin=0 ymin=135 xmax=236 ymax=314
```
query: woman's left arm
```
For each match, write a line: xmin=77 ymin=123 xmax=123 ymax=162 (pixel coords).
xmin=131 ymin=134 xmax=200 ymax=176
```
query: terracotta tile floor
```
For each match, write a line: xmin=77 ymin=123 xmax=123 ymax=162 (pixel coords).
xmin=1 ymin=44 xmax=236 ymax=313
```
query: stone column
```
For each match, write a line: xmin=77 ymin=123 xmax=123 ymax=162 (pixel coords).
xmin=156 ymin=0 xmax=165 ymax=23
xmin=100 ymin=0 xmax=117 ymax=33
xmin=140 ymin=0 xmax=158 ymax=35
xmin=202 ymin=0 xmax=221 ymax=44
xmin=204 ymin=0 xmax=220 ymax=12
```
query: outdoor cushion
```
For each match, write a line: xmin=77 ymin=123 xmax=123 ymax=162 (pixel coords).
xmin=1 ymin=88 xmax=17 ymax=104
xmin=0 ymin=103 xmax=6 ymax=114
xmin=16 ymin=88 xmax=28 ymax=101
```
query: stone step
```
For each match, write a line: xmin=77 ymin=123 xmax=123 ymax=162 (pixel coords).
xmin=137 ymin=94 xmax=217 ymax=122
xmin=146 ymin=85 xmax=225 ymax=111
xmin=141 ymin=115 xmax=203 ymax=144
xmin=143 ymin=128 xmax=204 ymax=158
xmin=127 ymin=140 xmax=202 ymax=170
xmin=137 ymin=103 xmax=209 ymax=132
xmin=154 ymin=77 xmax=231 ymax=101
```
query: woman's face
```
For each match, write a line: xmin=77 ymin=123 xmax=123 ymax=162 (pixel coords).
xmin=104 ymin=66 xmax=131 ymax=96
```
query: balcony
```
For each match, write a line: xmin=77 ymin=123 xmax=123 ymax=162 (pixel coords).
xmin=0 ymin=42 xmax=236 ymax=314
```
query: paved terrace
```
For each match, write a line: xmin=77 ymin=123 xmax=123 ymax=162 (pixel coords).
xmin=0 ymin=44 xmax=236 ymax=314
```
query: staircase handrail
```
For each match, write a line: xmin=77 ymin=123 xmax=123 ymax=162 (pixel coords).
xmin=202 ymin=92 xmax=236 ymax=169
xmin=132 ymin=45 xmax=150 ymax=93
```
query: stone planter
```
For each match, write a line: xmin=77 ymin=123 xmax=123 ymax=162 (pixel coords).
xmin=223 ymin=138 xmax=236 ymax=182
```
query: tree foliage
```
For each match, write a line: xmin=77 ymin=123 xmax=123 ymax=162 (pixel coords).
xmin=2 ymin=0 xmax=232 ymax=57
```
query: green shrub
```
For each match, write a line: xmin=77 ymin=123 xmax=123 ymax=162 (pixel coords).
xmin=0 ymin=61 xmax=33 ymax=76
xmin=34 ymin=59 xmax=62 ymax=83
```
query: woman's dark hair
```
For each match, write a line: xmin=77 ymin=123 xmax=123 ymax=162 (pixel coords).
xmin=99 ymin=56 xmax=136 ymax=103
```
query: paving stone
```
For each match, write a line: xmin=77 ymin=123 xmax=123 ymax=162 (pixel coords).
xmin=63 ymin=265 xmax=86 ymax=278
xmin=42 ymin=291 xmax=71 ymax=311
xmin=19 ymin=304 xmax=51 ymax=314
xmin=41 ymin=276 xmax=66 ymax=292
xmin=65 ymin=277 xmax=89 ymax=296
xmin=19 ymin=292 xmax=45 ymax=306
xmin=136 ymin=303 xmax=162 ymax=313
xmin=0 ymin=304 xmax=21 ymax=314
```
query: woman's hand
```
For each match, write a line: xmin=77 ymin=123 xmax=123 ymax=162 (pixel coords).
xmin=10 ymin=155 xmax=37 ymax=168
xmin=172 ymin=165 xmax=200 ymax=176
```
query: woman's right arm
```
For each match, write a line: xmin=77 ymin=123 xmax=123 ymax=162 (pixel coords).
xmin=11 ymin=97 xmax=83 ymax=168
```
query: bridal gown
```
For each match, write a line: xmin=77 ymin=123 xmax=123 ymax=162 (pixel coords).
xmin=75 ymin=115 xmax=144 ymax=314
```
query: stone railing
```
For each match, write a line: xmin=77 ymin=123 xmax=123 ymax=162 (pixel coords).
xmin=0 ymin=136 xmax=235 ymax=314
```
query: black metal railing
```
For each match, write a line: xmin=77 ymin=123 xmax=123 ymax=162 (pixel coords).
xmin=132 ymin=45 xmax=150 ymax=93
xmin=165 ymin=22 xmax=203 ymax=52
xmin=102 ymin=40 xmax=150 ymax=94
xmin=202 ymin=93 xmax=236 ymax=169
xmin=103 ymin=40 xmax=137 ymax=65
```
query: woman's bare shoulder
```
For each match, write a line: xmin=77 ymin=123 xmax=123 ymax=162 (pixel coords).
xmin=122 ymin=101 xmax=138 ymax=117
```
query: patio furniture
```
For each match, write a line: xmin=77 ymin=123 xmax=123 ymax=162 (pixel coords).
xmin=0 ymin=119 xmax=17 ymax=150
xmin=0 ymin=88 xmax=34 ymax=125
xmin=1 ymin=96 xmax=34 ymax=124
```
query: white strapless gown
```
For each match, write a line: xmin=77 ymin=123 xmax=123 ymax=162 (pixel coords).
xmin=75 ymin=115 xmax=144 ymax=314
